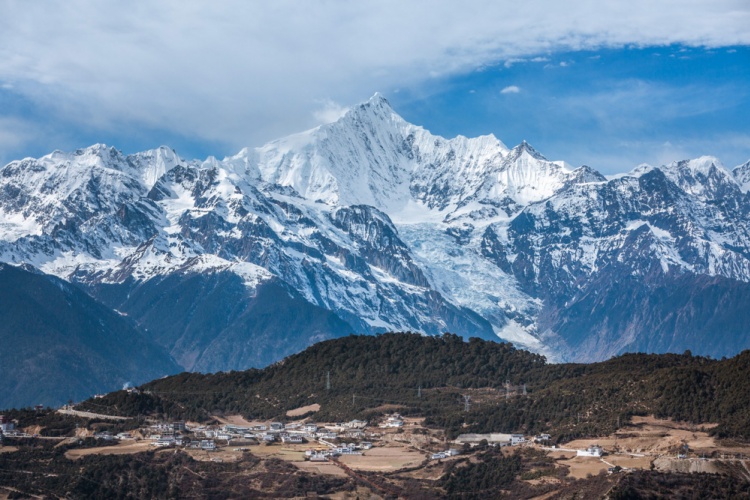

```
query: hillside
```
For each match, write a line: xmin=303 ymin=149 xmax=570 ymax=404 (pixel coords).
xmin=79 ymin=333 xmax=750 ymax=442
xmin=0 ymin=263 xmax=180 ymax=408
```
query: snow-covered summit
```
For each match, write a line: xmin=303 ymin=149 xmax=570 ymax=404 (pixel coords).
xmin=247 ymin=93 xmax=597 ymax=217
xmin=659 ymin=156 xmax=738 ymax=200
xmin=2 ymin=93 xmax=750 ymax=366
xmin=733 ymin=159 xmax=750 ymax=193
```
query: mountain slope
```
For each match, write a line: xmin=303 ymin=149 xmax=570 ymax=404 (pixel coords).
xmin=87 ymin=267 xmax=354 ymax=372
xmin=0 ymin=263 xmax=180 ymax=408
xmin=1 ymin=93 xmax=749 ymax=370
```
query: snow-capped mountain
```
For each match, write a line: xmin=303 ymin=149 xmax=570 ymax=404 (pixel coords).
xmin=2 ymin=93 xmax=750 ymax=372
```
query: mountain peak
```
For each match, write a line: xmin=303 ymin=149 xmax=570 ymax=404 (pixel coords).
xmin=342 ymin=92 xmax=398 ymax=125
xmin=508 ymin=140 xmax=547 ymax=162
xmin=369 ymin=91 xmax=389 ymax=105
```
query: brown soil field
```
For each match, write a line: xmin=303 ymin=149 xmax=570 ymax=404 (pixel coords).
xmin=294 ymin=460 xmax=349 ymax=477
xmin=558 ymin=456 xmax=609 ymax=479
xmin=605 ymin=454 xmax=653 ymax=470
xmin=547 ymin=450 xmax=651 ymax=479
xmin=244 ymin=444 xmax=307 ymax=462
xmin=213 ymin=415 xmax=256 ymax=426
xmin=183 ymin=447 xmax=247 ymax=463
xmin=64 ymin=441 xmax=153 ymax=459
xmin=327 ymin=487 xmax=386 ymax=499
xmin=652 ymin=456 xmax=724 ymax=474
xmin=338 ymin=444 xmax=425 ymax=471
xmin=286 ymin=403 xmax=320 ymax=417
xmin=0 ymin=447 xmax=18 ymax=454
xmin=565 ymin=415 xmax=747 ymax=457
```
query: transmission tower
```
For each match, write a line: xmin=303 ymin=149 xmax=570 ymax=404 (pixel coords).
xmin=326 ymin=370 xmax=331 ymax=391
xmin=463 ymin=395 xmax=471 ymax=412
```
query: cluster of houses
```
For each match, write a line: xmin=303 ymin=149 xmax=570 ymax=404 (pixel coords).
xmin=304 ymin=441 xmax=373 ymax=461
xmin=380 ymin=414 xmax=404 ymax=428
xmin=124 ymin=418 xmax=377 ymax=453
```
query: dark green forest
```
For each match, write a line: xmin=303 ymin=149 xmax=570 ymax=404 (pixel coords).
xmin=76 ymin=333 xmax=750 ymax=442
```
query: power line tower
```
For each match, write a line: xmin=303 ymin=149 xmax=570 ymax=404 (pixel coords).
xmin=417 ymin=385 xmax=422 ymax=398
xmin=505 ymin=379 xmax=511 ymax=400
xmin=522 ymin=383 xmax=527 ymax=396
xmin=326 ymin=371 xmax=331 ymax=391
xmin=463 ymin=395 xmax=471 ymax=412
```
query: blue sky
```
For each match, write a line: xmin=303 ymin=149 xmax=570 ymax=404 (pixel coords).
xmin=1 ymin=1 xmax=749 ymax=173
xmin=392 ymin=46 xmax=750 ymax=172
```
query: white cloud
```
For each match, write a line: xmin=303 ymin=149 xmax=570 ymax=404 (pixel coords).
xmin=504 ymin=58 xmax=526 ymax=68
xmin=501 ymin=85 xmax=521 ymax=94
xmin=0 ymin=1 xmax=748 ymax=154
xmin=312 ymin=99 xmax=349 ymax=124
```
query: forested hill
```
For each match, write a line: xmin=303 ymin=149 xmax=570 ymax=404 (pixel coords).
xmin=79 ymin=333 xmax=750 ymax=442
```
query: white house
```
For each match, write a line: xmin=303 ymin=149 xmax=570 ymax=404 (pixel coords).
xmin=304 ymin=423 xmax=318 ymax=433
xmin=281 ymin=434 xmax=303 ymax=444
xmin=200 ymin=440 xmax=216 ymax=450
xmin=577 ymin=445 xmax=603 ymax=457
xmin=153 ymin=436 xmax=175 ymax=447
xmin=316 ymin=431 xmax=339 ymax=440
xmin=510 ymin=434 xmax=526 ymax=445
xmin=0 ymin=416 xmax=16 ymax=433
xmin=431 ymin=452 xmax=447 ymax=460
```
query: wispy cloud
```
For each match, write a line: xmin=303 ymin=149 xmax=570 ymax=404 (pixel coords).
xmin=501 ymin=85 xmax=521 ymax=94
xmin=0 ymin=0 xmax=747 ymax=158
xmin=312 ymin=99 xmax=349 ymax=124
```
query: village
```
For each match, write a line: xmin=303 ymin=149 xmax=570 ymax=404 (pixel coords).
xmin=5 ymin=404 xmax=739 ymax=485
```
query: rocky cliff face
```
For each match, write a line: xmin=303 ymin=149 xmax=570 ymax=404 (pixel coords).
xmin=1 ymin=94 xmax=750 ymax=374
